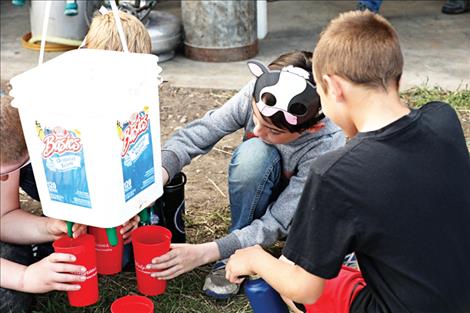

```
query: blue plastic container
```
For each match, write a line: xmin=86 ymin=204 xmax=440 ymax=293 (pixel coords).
xmin=244 ymin=276 xmax=289 ymax=313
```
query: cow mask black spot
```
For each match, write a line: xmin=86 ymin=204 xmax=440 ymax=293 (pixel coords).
xmin=248 ymin=60 xmax=323 ymax=126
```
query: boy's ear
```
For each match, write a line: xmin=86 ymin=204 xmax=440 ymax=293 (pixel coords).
xmin=305 ymin=122 xmax=325 ymax=133
xmin=247 ymin=60 xmax=269 ymax=78
xmin=323 ymin=74 xmax=345 ymax=103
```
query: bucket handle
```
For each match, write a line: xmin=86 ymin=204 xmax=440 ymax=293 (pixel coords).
xmin=38 ymin=1 xmax=52 ymax=65
xmin=39 ymin=0 xmax=130 ymax=66
xmin=109 ymin=0 xmax=129 ymax=53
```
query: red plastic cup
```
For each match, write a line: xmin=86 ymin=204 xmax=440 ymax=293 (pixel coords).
xmin=111 ymin=295 xmax=154 ymax=313
xmin=132 ymin=225 xmax=172 ymax=296
xmin=88 ymin=226 xmax=123 ymax=275
xmin=52 ymin=234 xmax=99 ymax=307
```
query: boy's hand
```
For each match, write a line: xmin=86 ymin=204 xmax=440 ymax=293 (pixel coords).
xmin=121 ymin=215 xmax=140 ymax=244
xmin=46 ymin=219 xmax=87 ymax=239
xmin=22 ymin=252 xmax=86 ymax=293
xmin=148 ymin=242 xmax=217 ymax=280
xmin=226 ymin=245 xmax=264 ymax=284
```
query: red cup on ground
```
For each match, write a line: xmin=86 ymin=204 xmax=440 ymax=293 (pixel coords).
xmin=52 ymin=234 xmax=99 ymax=307
xmin=132 ymin=225 xmax=172 ymax=296
xmin=88 ymin=226 xmax=123 ymax=275
xmin=111 ymin=295 xmax=154 ymax=313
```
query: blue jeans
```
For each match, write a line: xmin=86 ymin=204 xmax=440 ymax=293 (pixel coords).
xmin=358 ymin=0 xmax=383 ymax=12
xmin=228 ymin=138 xmax=281 ymax=232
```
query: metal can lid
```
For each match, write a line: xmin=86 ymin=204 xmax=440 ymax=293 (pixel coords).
xmin=248 ymin=274 xmax=261 ymax=280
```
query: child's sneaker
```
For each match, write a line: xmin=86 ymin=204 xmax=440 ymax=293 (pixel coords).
xmin=203 ymin=259 xmax=240 ymax=299
xmin=441 ymin=0 xmax=470 ymax=14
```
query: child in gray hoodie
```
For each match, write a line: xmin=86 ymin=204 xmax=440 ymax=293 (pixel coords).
xmin=148 ymin=51 xmax=346 ymax=298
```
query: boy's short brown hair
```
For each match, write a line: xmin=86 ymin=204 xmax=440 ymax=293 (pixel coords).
xmin=313 ymin=11 xmax=403 ymax=92
xmin=85 ymin=11 xmax=151 ymax=53
xmin=0 ymin=94 xmax=27 ymax=166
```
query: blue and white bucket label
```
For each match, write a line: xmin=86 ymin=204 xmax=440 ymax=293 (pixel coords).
xmin=117 ymin=107 xmax=155 ymax=201
xmin=37 ymin=122 xmax=91 ymax=208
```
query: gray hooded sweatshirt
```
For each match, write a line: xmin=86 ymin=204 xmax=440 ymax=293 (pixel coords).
xmin=161 ymin=81 xmax=346 ymax=259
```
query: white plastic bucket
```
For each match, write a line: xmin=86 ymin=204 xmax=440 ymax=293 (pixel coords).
xmin=10 ymin=48 xmax=163 ymax=228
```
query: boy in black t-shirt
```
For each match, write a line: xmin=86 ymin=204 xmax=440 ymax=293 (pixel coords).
xmin=225 ymin=10 xmax=470 ymax=313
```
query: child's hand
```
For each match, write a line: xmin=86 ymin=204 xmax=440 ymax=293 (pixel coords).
xmin=46 ymin=219 xmax=87 ymax=239
xmin=121 ymin=215 xmax=140 ymax=244
xmin=148 ymin=243 xmax=212 ymax=280
xmin=22 ymin=252 xmax=86 ymax=293
xmin=226 ymin=245 xmax=264 ymax=284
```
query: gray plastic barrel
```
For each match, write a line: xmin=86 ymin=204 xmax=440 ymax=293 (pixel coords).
xmin=181 ymin=0 xmax=258 ymax=62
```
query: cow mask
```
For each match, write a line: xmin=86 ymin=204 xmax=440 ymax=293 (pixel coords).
xmin=248 ymin=60 xmax=323 ymax=126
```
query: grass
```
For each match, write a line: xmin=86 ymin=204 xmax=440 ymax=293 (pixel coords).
xmin=401 ymin=85 xmax=470 ymax=111
xmin=401 ymin=85 xmax=470 ymax=149
xmin=30 ymin=86 xmax=469 ymax=313
xmin=32 ymin=270 xmax=252 ymax=313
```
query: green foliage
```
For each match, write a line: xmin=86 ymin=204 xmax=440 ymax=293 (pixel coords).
xmin=401 ymin=85 xmax=470 ymax=110
xmin=401 ymin=86 xmax=470 ymax=150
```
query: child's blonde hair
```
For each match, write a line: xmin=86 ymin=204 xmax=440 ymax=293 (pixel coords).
xmin=313 ymin=10 xmax=403 ymax=92
xmin=0 ymin=94 xmax=27 ymax=166
xmin=85 ymin=11 xmax=151 ymax=53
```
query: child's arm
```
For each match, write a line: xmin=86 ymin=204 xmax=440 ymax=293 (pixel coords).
xmin=0 ymin=171 xmax=86 ymax=244
xmin=1 ymin=254 xmax=85 ymax=293
xmin=226 ymin=245 xmax=325 ymax=305
xmin=161 ymin=82 xmax=254 ymax=180
xmin=215 ymin=157 xmax=319 ymax=260
xmin=162 ymin=166 xmax=170 ymax=186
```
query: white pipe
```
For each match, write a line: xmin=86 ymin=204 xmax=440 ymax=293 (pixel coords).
xmin=257 ymin=0 xmax=268 ymax=40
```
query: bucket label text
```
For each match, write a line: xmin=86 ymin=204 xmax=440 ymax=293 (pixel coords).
xmin=117 ymin=107 xmax=155 ymax=201
xmin=37 ymin=122 xmax=91 ymax=208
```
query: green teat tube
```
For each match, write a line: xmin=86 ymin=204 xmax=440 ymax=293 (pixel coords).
xmin=139 ymin=208 xmax=150 ymax=226
xmin=106 ymin=227 xmax=119 ymax=247
xmin=66 ymin=221 xmax=74 ymax=238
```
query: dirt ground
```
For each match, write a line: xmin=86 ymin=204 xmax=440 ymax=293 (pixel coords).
xmin=157 ymin=83 xmax=239 ymax=242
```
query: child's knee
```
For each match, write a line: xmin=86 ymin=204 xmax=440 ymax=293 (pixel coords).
xmin=229 ymin=138 xmax=281 ymax=182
